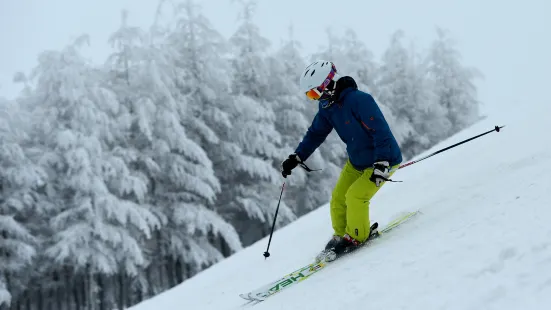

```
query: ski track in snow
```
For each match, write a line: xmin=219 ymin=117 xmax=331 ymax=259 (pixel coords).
xmin=131 ymin=104 xmax=551 ymax=309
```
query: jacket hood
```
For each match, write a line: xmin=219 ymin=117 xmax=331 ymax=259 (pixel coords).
xmin=334 ymin=76 xmax=358 ymax=102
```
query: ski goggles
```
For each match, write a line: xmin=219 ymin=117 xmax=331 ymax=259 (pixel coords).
xmin=304 ymin=64 xmax=337 ymax=100
xmin=305 ymin=88 xmax=324 ymax=100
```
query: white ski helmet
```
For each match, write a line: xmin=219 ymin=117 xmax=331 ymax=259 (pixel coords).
xmin=299 ymin=60 xmax=339 ymax=100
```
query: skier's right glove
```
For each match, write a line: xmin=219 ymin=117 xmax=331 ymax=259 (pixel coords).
xmin=281 ymin=154 xmax=302 ymax=178
xmin=369 ymin=161 xmax=391 ymax=187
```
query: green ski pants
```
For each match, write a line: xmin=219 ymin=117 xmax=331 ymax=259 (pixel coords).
xmin=330 ymin=160 xmax=397 ymax=242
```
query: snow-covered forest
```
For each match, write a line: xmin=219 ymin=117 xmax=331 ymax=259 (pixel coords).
xmin=0 ymin=1 xmax=481 ymax=309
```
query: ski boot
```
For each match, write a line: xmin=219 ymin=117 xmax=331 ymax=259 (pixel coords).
xmin=324 ymin=222 xmax=379 ymax=262
xmin=324 ymin=234 xmax=361 ymax=262
xmin=315 ymin=235 xmax=343 ymax=262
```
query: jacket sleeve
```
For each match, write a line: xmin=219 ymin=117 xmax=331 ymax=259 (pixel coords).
xmin=294 ymin=111 xmax=333 ymax=161
xmin=355 ymin=93 xmax=394 ymax=162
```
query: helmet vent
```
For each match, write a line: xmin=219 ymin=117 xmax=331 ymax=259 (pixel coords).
xmin=321 ymin=62 xmax=325 ymax=67
xmin=310 ymin=69 xmax=316 ymax=76
xmin=303 ymin=69 xmax=310 ymax=77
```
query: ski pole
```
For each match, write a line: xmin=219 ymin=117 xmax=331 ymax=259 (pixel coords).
xmin=394 ymin=125 xmax=504 ymax=171
xmin=263 ymin=181 xmax=286 ymax=259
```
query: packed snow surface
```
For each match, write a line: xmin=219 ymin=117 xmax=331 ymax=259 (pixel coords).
xmin=131 ymin=104 xmax=551 ymax=310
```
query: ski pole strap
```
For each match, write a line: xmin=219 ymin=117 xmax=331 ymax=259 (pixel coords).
xmin=379 ymin=175 xmax=403 ymax=184
xmin=299 ymin=162 xmax=321 ymax=173
xmin=385 ymin=179 xmax=403 ymax=183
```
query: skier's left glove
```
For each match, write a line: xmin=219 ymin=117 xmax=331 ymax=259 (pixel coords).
xmin=369 ymin=161 xmax=390 ymax=187
xmin=281 ymin=154 xmax=302 ymax=178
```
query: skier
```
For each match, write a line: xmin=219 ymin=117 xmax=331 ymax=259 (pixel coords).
xmin=281 ymin=61 xmax=403 ymax=260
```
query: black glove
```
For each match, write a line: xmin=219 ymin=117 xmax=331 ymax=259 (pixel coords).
xmin=281 ymin=154 xmax=301 ymax=178
xmin=369 ymin=161 xmax=390 ymax=187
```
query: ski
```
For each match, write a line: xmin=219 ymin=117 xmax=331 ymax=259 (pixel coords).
xmin=239 ymin=210 xmax=420 ymax=302
xmin=239 ymin=261 xmax=319 ymax=301
xmin=240 ymin=260 xmax=328 ymax=301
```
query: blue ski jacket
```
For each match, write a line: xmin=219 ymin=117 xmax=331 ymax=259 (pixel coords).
xmin=295 ymin=78 xmax=402 ymax=171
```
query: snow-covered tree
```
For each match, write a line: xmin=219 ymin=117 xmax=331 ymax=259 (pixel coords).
xmin=168 ymin=2 xmax=244 ymax=249
xmin=310 ymin=29 xmax=376 ymax=90
xmin=169 ymin=0 xmax=230 ymax=144
xmin=230 ymin=0 xmax=271 ymax=98
xmin=106 ymin=10 xmax=241 ymax=286
xmin=375 ymin=31 xmax=433 ymax=158
xmin=224 ymin=0 xmax=295 ymax=245
xmin=0 ymin=97 xmax=46 ymax=305
xmin=23 ymin=36 xmax=160 ymax=309
xmin=269 ymin=25 xmax=309 ymax=169
xmin=338 ymin=29 xmax=379 ymax=92
xmin=426 ymin=27 xmax=481 ymax=133
xmin=0 ymin=278 xmax=8 ymax=308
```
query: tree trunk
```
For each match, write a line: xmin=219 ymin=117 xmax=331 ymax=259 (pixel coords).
xmin=25 ymin=291 xmax=30 ymax=310
xmin=72 ymin=277 xmax=80 ymax=310
xmin=145 ymin=267 xmax=152 ymax=299
xmin=166 ymin=256 xmax=175 ymax=289
xmin=37 ymin=288 xmax=44 ymax=310
xmin=47 ymin=286 xmax=54 ymax=310
xmin=80 ymin=275 xmax=87 ymax=310
xmin=125 ymin=276 xmax=132 ymax=309
xmin=86 ymin=270 xmax=94 ymax=310
xmin=96 ymin=275 xmax=105 ymax=310
xmin=11 ymin=294 xmax=18 ymax=310
xmin=64 ymin=269 xmax=71 ymax=310
xmin=175 ymin=259 xmax=183 ymax=284
xmin=135 ymin=276 xmax=143 ymax=305
xmin=117 ymin=273 xmax=125 ymax=310
xmin=155 ymin=230 xmax=165 ymax=291
xmin=185 ymin=264 xmax=191 ymax=284
xmin=55 ymin=271 xmax=65 ymax=310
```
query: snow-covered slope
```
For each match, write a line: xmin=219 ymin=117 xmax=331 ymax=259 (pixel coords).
xmin=130 ymin=103 xmax=551 ymax=310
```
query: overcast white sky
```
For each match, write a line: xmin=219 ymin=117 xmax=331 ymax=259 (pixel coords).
xmin=1 ymin=0 xmax=550 ymax=114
